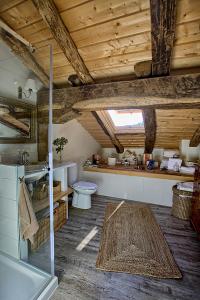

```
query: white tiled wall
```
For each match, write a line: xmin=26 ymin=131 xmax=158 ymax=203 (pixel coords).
xmin=0 ymin=164 xmax=24 ymax=258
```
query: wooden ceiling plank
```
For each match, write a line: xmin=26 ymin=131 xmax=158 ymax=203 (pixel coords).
xmin=32 ymin=0 xmax=93 ymax=84
xmin=0 ymin=28 xmax=49 ymax=87
xmin=189 ymin=127 xmax=200 ymax=147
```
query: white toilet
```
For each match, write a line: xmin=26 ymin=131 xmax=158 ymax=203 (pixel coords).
xmin=72 ymin=181 xmax=98 ymax=209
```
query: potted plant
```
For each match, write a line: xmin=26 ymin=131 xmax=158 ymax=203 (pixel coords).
xmin=53 ymin=137 xmax=68 ymax=162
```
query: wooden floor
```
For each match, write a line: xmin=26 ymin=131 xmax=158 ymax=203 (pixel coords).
xmin=51 ymin=195 xmax=200 ymax=300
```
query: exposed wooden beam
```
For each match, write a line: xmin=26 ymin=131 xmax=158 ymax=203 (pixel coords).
xmin=142 ymin=109 xmax=157 ymax=153
xmin=140 ymin=0 xmax=176 ymax=153
xmin=92 ymin=112 xmax=124 ymax=153
xmin=190 ymin=127 xmax=200 ymax=147
xmin=0 ymin=28 xmax=49 ymax=87
xmin=150 ymin=0 xmax=176 ymax=76
xmin=38 ymin=123 xmax=48 ymax=161
xmin=37 ymin=73 xmax=200 ymax=123
xmin=0 ymin=18 xmax=34 ymax=51
xmin=32 ymin=0 xmax=93 ymax=84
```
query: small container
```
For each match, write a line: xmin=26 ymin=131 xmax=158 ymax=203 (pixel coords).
xmin=108 ymin=157 xmax=116 ymax=166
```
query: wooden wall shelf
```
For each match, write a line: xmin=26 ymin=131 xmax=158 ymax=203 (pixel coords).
xmin=33 ymin=188 xmax=73 ymax=213
xmin=83 ymin=166 xmax=194 ymax=181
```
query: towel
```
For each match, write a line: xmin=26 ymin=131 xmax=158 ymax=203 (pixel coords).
xmin=177 ymin=182 xmax=194 ymax=192
xmin=19 ymin=179 xmax=39 ymax=244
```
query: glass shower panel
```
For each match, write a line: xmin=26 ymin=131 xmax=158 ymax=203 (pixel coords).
xmin=0 ymin=38 xmax=56 ymax=299
xmin=18 ymin=46 xmax=55 ymax=276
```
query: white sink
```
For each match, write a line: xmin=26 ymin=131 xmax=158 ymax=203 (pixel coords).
xmin=25 ymin=170 xmax=47 ymax=183
xmin=25 ymin=164 xmax=48 ymax=183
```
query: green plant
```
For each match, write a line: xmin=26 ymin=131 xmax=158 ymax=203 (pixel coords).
xmin=53 ymin=137 xmax=68 ymax=161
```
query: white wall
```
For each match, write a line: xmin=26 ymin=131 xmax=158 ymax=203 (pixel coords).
xmin=53 ymin=119 xmax=101 ymax=178
xmin=180 ymin=140 xmax=200 ymax=161
xmin=0 ymin=41 xmax=40 ymax=163
xmin=101 ymin=141 xmax=200 ymax=163
xmin=101 ymin=147 xmax=165 ymax=161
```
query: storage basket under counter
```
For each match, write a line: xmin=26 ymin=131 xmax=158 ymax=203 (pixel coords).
xmin=171 ymin=184 xmax=193 ymax=220
xmin=30 ymin=180 xmax=73 ymax=251
xmin=31 ymin=200 xmax=66 ymax=251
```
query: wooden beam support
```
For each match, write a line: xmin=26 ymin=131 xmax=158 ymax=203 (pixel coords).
xmin=142 ymin=109 xmax=157 ymax=153
xmin=0 ymin=28 xmax=49 ymax=87
xmin=190 ymin=127 xmax=200 ymax=147
xmin=38 ymin=123 xmax=48 ymax=161
xmin=0 ymin=18 xmax=34 ymax=51
xmin=37 ymin=73 xmax=200 ymax=123
xmin=92 ymin=112 xmax=124 ymax=154
xmin=139 ymin=1 xmax=176 ymax=152
xmin=32 ymin=0 xmax=93 ymax=84
xmin=150 ymin=0 xmax=176 ymax=76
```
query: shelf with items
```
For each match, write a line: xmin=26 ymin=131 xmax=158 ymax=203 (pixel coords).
xmin=32 ymin=188 xmax=73 ymax=213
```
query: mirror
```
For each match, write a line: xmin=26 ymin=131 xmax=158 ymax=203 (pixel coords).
xmin=0 ymin=96 xmax=36 ymax=143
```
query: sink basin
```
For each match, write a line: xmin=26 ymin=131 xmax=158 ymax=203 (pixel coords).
xmin=25 ymin=170 xmax=48 ymax=183
xmin=25 ymin=164 xmax=48 ymax=183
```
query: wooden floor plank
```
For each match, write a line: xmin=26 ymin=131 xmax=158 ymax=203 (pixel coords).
xmin=51 ymin=195 xmax=200 ymax=300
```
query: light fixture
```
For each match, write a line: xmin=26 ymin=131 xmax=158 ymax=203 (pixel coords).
xmin=18 ymin=78 xmax=37 ymax=99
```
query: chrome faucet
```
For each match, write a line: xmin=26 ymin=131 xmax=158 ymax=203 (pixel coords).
xmin=42 ymin=161 xmax=49 ymax=171
xmin=21 ymin=151 xmax=29 ymax=165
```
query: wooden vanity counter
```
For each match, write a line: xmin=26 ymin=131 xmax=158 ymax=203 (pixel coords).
xmin=83 ymin=165 xmax=194 ymax=181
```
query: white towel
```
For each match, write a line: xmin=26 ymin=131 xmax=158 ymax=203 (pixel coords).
xmin=177 ymin=182 xmax=194 ymax=192
xmin=19 ymin=179 xmax=39 ymax=244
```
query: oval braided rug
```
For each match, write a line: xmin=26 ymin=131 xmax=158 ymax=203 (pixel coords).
xmin=96 ymin=202 xmax=182 ymax=278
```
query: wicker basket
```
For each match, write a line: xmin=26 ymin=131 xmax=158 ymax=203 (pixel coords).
xmin=172 ymin=185 xmax=193 ymax=220
xmin=33 ymin=181 xmax=48 ymax=201
xmin=54 ymin=200 xmax=66 ymax=231
xmin=31 ymin=217 xmax=50 ymax=251
xmin=53 ymin=181 xmax=61 ymax=195
xmin=31 ymin=200 xmax=66 ymax=251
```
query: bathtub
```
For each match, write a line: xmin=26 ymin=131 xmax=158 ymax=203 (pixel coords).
xmin=0 ymin=252 xmax=57 ymax=300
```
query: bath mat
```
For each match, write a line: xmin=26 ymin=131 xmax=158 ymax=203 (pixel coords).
xmin=96 ymin=202 xmax=181 ymax=278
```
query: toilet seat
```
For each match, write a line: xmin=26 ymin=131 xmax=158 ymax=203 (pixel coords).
xmin=73 ymin=181 xmax=97 ymax=190
xmin=72 ymin=181 xmax=98 ymax=209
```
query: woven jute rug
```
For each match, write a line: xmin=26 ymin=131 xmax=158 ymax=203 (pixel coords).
xmin=96 ymin=202 xmax=182 ymax=278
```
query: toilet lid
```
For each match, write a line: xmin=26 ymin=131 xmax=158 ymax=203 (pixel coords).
xmin=73 ymin=181 xmax=97 ymax=190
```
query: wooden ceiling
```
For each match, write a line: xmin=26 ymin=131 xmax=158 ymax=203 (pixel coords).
xmin=0 ymin=0 xmax=199 ymax=85
xmin=78 ymin=109 xmax=200 ymax=149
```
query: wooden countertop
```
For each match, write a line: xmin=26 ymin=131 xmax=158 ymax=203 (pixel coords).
xmin=83 ymin=165 xmax=194 ymax=181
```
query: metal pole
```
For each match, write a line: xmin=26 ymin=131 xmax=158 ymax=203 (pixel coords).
xmin=48 ymin=44 xmax=55 ymax=276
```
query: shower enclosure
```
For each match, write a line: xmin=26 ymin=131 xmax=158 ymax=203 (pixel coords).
xmin=0 ymin=41 xmax=57 ymax=300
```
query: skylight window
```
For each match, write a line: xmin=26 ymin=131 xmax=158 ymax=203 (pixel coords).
xmin=108 ymin=110 xmax=144 ymax=128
